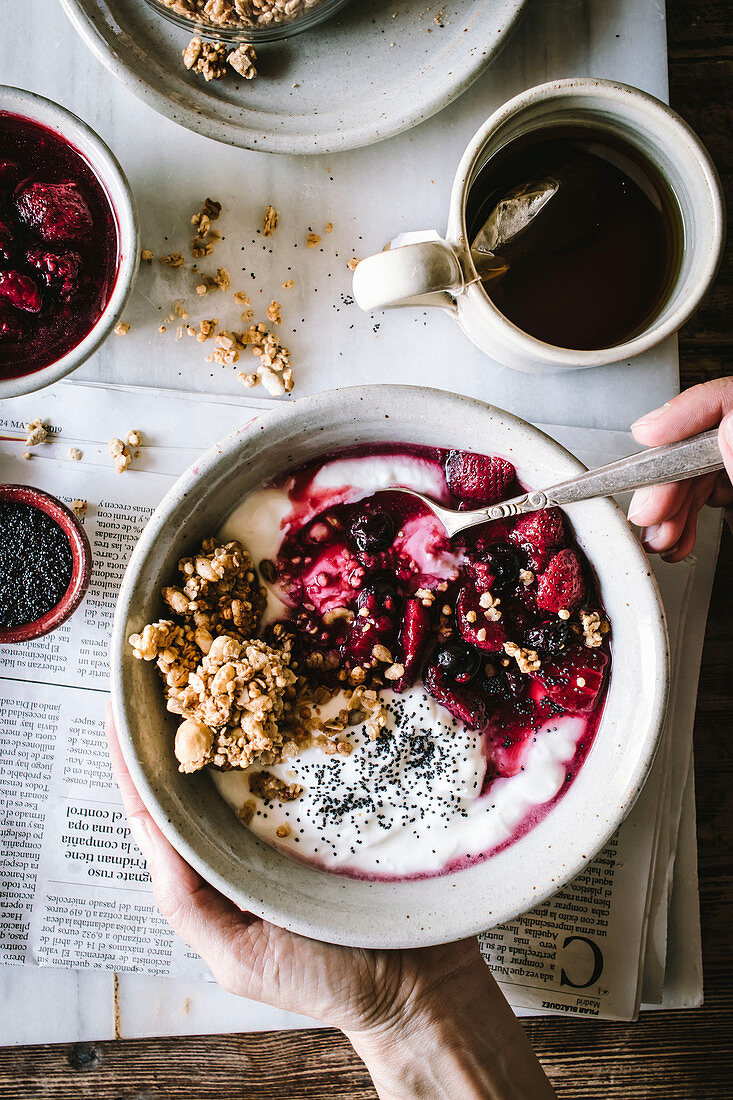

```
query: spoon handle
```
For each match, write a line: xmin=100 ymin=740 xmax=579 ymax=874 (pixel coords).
xmin=488 ymin=429 xmax=724 ymax=519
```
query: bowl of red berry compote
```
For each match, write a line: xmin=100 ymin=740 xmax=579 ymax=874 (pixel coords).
xmin=113 ymin=387 xmax=668 ymax=948
xmin=0 ymin=86 xmax=138 ymax=398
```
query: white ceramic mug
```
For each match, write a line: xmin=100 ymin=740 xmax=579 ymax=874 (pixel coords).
xmin=353 ymin=78 xmax=725 ymax=374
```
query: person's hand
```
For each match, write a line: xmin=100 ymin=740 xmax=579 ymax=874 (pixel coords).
xmin=627 ymin=377 xmax=733 ymax=562
xmin=106 ymin=708 xmax=555 ymax=1099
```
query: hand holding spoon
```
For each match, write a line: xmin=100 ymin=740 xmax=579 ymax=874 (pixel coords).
xmin=388 ymin=430 xmax=724 ymax=538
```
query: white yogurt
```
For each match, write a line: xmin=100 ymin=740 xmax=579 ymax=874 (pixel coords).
xmin=211 ymin=688 xmax=585 ymax=878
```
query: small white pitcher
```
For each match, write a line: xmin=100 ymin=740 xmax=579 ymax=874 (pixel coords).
xmin=353 ymin=78 xmax=725 ymax=374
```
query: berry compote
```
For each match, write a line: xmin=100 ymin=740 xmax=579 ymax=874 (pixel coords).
xmin=0 ymin=112 xmax=118 ymax=380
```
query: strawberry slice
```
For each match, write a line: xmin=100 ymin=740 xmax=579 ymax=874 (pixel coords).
xmin=15 ymin=181 xmax=93 ymax=243
xmin=536 ymin=646 xmax=609 ymax=712
xmin=0 ymin=270 xmax=41 ymax=313
xmin=536 ymin=549 xmax=585 ymax=613
xmin=456 ymin=584 xmax=508 ymax=651
xmin=340 ymin=583 xmax=399 ymax=667
xmin=509 ymin=508 xmax=565 ymax=570
xmin=393 ymin=597 xmax=431 ymax=691
xmin=423 ymin=663 xmax=489 ymax=730
xmin=444 ymin=450 xmax=515 ymax=505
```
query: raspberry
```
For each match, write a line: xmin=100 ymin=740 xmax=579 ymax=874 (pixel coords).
xmin=536 ymin=549 xmax=585 ymax=613
xmin=444 ymin=450 xmax=516 ymax=504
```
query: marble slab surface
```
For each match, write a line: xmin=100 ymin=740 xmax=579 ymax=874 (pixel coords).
xmin=0 ymin=0 xmax=678 ymax=1045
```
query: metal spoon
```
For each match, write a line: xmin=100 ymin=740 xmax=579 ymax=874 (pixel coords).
xmin=387 ymin=429 xmax=724 ymax=539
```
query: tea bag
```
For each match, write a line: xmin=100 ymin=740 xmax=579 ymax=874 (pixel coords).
xmin=471 ymin=153 xmax=612 ymax=282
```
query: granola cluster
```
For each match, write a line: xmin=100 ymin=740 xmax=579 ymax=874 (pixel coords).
xmin=161 ymin=0 xmax=325 ymax=31
xmin=182 ymin=37 xmax=256 ymax=82
xmin=129 ymin=538 xmax=387 ymax=784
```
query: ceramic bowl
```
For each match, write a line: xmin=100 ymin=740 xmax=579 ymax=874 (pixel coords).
xmin=0 ymin=484 xmax=92 ymax=643
xmin=111 ymin=386 xmax=669 ymax=948
xmin=0 ymin=85 xmax=139 ymax=399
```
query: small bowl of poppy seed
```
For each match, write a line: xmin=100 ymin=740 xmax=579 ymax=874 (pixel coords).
xmin=0 ymin=484 xmax=92 ymax=644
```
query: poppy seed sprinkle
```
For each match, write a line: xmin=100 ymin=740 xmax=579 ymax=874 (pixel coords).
xmin=0 ymin=501 xmax=73 ymax=629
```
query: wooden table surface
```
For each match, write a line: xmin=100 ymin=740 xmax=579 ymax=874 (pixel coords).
xmin=2 ymin=0 xmax=731 ymax=1095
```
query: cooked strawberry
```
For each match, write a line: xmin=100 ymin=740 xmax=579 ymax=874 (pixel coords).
xmin=444 ymin=450 xmax=515 ymax=504
xmin=0 ymin=215 xmax=15 ymax=261
xmin=0 ymin=270 xmax=41 ymax=313
xmin=340 ymin=583 xmax=400 ymax=667
xmin=456 ymin=584 xmax=508 ymax=651
xmin=0 ymin=304 xmax=23 ymax=340
xmin=15 ymin=181 xmax=93 ymax=243
xmin=423 ymin=663 xmax=489 ymax=730
xmin=536 ymin=645 xmax=608 ymax=713
xmin=26 ymin=246 xmax=83 ymax=300
xmin=393 ymin=597 xmax=431 ymax=691
xmin=536 ymin=549 xmax=585 ymax=613
xmin=509 ymin=508 xmax=565 ymax=569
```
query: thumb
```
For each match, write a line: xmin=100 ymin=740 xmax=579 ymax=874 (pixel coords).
xmin=718 ymin=412 xmax=733 ymax=485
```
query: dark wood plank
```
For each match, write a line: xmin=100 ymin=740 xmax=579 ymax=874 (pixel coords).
xmin=1 ymin=1 xmax=731 ymax=1096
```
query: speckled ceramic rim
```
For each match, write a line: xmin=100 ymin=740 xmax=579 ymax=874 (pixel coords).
xmin=111 ymin=386 xmax=670 ymax=948
xmin=60 ymin=0 xmax=528 ymax=154
xmin=0 ymin=85 xmax=139 ymax=399
xmin=0 ymin=484 xmax=92 ymax=643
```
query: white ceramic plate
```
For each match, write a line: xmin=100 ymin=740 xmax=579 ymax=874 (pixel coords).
xmin=61 ymin=0 xmax=527 ymax=154
xmin=112 ymin=386 xmax=669 ymax=949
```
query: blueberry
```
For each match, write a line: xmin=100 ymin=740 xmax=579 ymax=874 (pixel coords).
xmin=348 ymin=510 xmax=395 ymax=553
xmin=477 ymin=544 xmax=520 ymax=588
xmin=436 ymin=642 xmax=481 ymax=684
xmin=524 ymin=619 xmax=572 ymax=659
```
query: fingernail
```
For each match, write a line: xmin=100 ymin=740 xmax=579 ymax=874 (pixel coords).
xmin=129 ymin=815 xmax=153 ymax=860
xmin=631 ymin=402 xmax=671 ymax=430
xmin=721 ymin=412 xmax=733 ymax=449
xmin=642 ymin=524 xmax=663 ymax=550
xmin=628 ymin=487 xmax=653 ymax=522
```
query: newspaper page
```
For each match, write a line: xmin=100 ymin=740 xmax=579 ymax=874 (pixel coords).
xmin=0 ymin=382 xmax=709 ymax=1020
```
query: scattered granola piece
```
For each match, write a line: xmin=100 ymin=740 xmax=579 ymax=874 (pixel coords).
xmin=70 ymin=499 xmax=87 ymax=517
xmin=227 ymin=43 xmax=257 ymax=79
xmin=306 ymin=232 xmax=321 ymax=248
xmin=281 ymin=279 xmax=295 ymax=289
xmin=114 ymin=322 xmax=130 ymax=336
xmin=21 ymin=452 xmax=31 ymax=460
xmin=182 ymin=37 xmax=228 ymax=81
xmin=233 ymin=290 xmax=249 ymax=305
xmin=259 ymin=367 xmax=284 ymax=396
xmin=503 ymin=640 xmax=541 ymax=674
xmin=238 ymin=371 xmax=258 ymax=388
xmin=24 ymin=419 xmax=48 ymax=447
xmin=68 ymin=447 xmax=82 ymax=462
xmin=263 ymin=204 xmax=279 ymax=237
xmin=249 ymin=771 xmax=301 ymax=803
xmin=347 ymin=257 xmax=360 ymax=270
xmin=197 ymin=318 xmax=218 ymax=341
xmin=127 ymin=429 xmax=143 ymax=448
xmin=324 ymin=222 xmax=333 ymax=233
xmin=159 ymin=252 xmax=186 ymax=268
xmin=206 ymin=345 xmax=240 ymax=366
xmin=141 ymin=248 xmax=153 ymax=264
xmin=275 ymin=823 xmax=291 ymax=839
xmin=108 ymin=437 xmax=132 ymax=473
xmin=266 ymin=299 xmax=282 ymax=324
